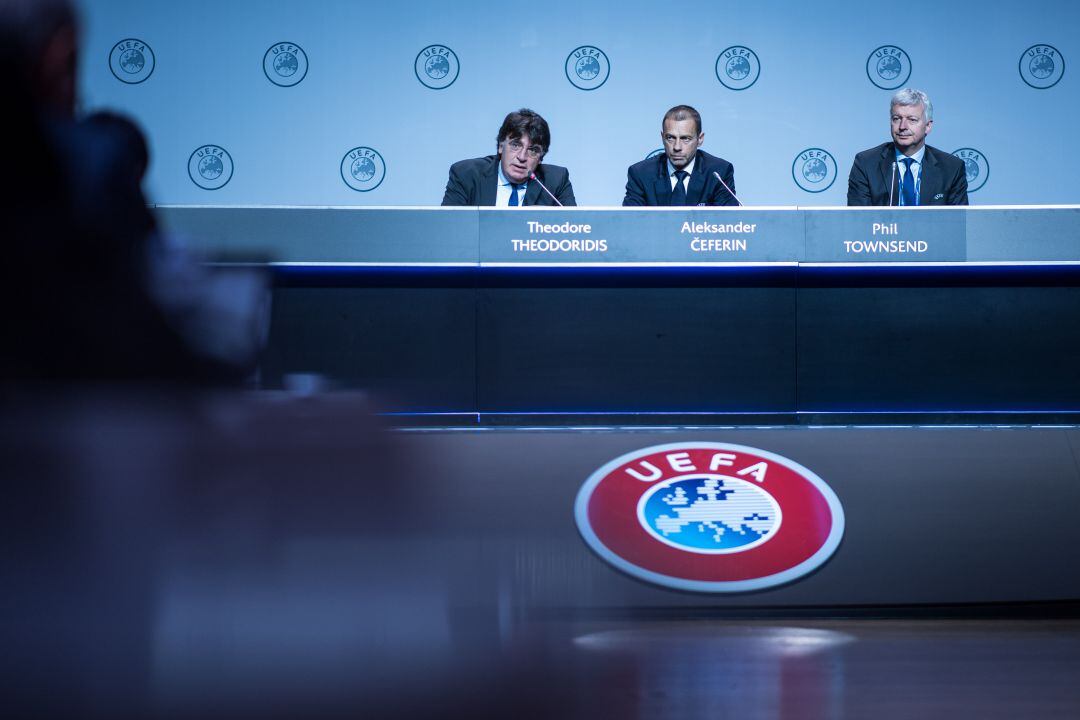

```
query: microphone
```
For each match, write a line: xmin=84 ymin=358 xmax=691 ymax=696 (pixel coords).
xmin=712 ymin=171 xmax=743 ymax=206
xmin=888 ymin=161 xmax=897 ymax=207
xmin=529 ymin=172 xmax=564 ymax=206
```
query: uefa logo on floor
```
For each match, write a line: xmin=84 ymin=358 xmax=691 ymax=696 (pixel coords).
xmin=340 ymin=147 xmax=386 ymax=192
xmin=565 ymin=46 xmax=609 ymax=91
xmin=792 ymin=148 xmax=837 ymax=193
xmin=575 ymin=442 xmax=845 ymax=592
xmin=263 ymin=42 xmax=308 ymax=87
xmin=866 ymin=45 xmax=911 ymax=90
xmin=1019 ymin=44 xmax=1064 ymax=89
xmin=109 ymin=38 xmax=155 ymax=84
xmin=715 ymin=46 xmax=760 ymax=91
xmin=187 ymin=145 xmax=233 ymax=190
xmin=415 ymin=45 xmax=459 ymax=90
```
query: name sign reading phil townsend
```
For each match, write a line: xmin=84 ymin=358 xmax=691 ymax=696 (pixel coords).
xmin=479 ymin=208 xmax=802 ymax=264
xmin=804 ymin=208 xmax=967 ymax=263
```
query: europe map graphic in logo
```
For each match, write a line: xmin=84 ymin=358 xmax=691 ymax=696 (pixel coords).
xmin=575 ymin=442 xmax=844 ymax=592
xmin=187 ymin=145 xmax=233 ymax=190
xmin=865 ymin=45 xmax=911 ymax=90
xmin=415 ymin=45 xmax=460 ymax=89
xmin=952 ymin=148 xmax=990 ymax=193
xmin=109 ymin=38 xmax=155 ymax=84
xmin=565 ymin=46 xmax=610 ymax=91
xmin=715 ymin=46 xmax=760 ymax=91
xmin=340 ymin=146 xmax=386 ymax=192
xmin=1019 ymin=44 xmax=1064 ymax=89
xmin=792 ymin=148 xmax=837 ymax=193
xmin=263 ymin=42 xmax=308 ymax=87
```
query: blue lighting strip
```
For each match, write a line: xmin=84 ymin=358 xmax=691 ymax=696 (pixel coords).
xmin=382 ymin=409 xmax=1080 ymax=417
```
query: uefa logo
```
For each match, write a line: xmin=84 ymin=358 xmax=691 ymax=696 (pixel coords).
xmin=109 ymin=39 xmax=155 ymax=84
xmin=340 ymin=146 xmax=386 ymax=192
xmin=565 ymin=46 xmax=609 ymax=91
xmin=865 ymin=45 xmax=911 ymax=90
xmin=792 ymin=148 xmax=837 ymax=193
xmin=952 ymin=148 xmax=989 ymax=193
xmin=575 ymin=442 xmax=844 ymax=592
xmin=187 ymin=145 xmax=233 ymax=191
xmin=1019 ymin=44 xmax=1064 ymax=89
xmin=715 ymin=46 xmax=760 ymax=91
xmin=263 ymin=42 xmax=308 ymax=87
xmin=415 ymin=45 xmax=459 ymax=90
xmin=645 ymin=148 xmax=664 ymax=160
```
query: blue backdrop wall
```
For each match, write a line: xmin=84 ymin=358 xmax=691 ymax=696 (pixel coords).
xmin=80 ymin=0 xmax=1076 ymax=206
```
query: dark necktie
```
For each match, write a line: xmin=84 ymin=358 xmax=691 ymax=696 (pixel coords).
xmin=671 ymin=170 xmax=688 ymax=206
xmin=901 ymin=157 xmax=917 ymax=207
xmin=508 ymin=183 xmax=522 ymax=206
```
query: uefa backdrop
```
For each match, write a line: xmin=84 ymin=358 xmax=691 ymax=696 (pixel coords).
xmin=82 ymin=0 xmax=1075 ymax=206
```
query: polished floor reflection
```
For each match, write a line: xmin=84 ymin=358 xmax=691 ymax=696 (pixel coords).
xmin=550 ymin=618 xmax=1080 ymax=719
xmin=3 ymin=390 xmax=1079 ymax=718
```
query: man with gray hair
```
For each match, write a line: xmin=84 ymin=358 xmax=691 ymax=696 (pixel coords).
xmin=847 ymin=88 xmax=968 ymax=206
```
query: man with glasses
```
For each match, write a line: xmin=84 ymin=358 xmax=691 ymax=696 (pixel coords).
xmin=623 ymin=105 xmax=737 ymax=206
xmin=847 ymin=88 xmax=968 ymax=206
xmin=441 ymin=108 xmax=576 ymax=206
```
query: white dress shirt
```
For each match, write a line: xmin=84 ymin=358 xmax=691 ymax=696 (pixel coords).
xmin=667 ymin=156 xmax=697 ymax=192
xmin=496 ymin=163 xmax=527 ymax=206
xmin=895 ymin=145 xmax=926 ymax=205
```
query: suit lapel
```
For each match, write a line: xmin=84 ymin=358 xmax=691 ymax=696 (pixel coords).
xmin=686 ymin=156 xmax=707 ymax=206
xmin=879 ymin=145 xmax=896 ymax=206
xmin=523 ymin=172 xmax=544 ymax=205
xmin=653 ymin=155 xmax=673 ymax=206
xmin=919 ymin=147 xmax=938 ymax=205
xmin=479 ymin=157 xmax=498 ymax=207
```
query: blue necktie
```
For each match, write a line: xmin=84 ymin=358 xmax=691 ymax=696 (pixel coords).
xmin=671 ymin=170 xmax=688 ymax=205
xmin=901 ymin=157 xmax=917 ymax=207
xmin=508 ymin=183 xmax=522 ymax=206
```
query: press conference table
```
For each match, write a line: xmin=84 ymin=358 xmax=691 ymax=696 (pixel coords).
xmin=158 ymin=205 xmax=1080 ymax=423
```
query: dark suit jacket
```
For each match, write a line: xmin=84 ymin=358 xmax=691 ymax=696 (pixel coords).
xmin=847 ymin=142 xmax=968 ymax=206
xmin=1 ymin=113 xmax=262 ymax=384
xmin=622 ymin=150 xmax=737 ymax=206
xmin=441 ymin=155 xmax=576 ymax=206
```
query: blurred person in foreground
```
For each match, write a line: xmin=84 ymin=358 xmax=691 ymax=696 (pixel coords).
xmin=0 ymin=0 xmax=268 ymax=386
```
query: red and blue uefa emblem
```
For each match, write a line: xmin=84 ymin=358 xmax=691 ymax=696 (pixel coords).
xmin=575 ymin=442 xmax=845 ymax=592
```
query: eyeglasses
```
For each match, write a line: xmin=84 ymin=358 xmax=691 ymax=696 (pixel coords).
xmin=505 ymin=139 xmax=543 ymax=159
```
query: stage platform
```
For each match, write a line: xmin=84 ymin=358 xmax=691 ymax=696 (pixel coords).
xmin=160 ymin=206 xmax=1080 ymax=424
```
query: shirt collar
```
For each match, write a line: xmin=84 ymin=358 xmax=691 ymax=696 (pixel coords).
xmin=667 ymin=155 xmax=697 ymax=178
xmin=895 ymin=145 xmax=926 ymax=165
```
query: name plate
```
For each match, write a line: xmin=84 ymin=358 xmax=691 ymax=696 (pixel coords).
xmin=965 ymin=207 xmax=1080 ymax=262
xmin=479 ymin=208 xmax=802 ymax=264
xmin=804 ymin=208 xmax=967 ymax=263
xmin=157 ymin=207 xmax=478 ymax=264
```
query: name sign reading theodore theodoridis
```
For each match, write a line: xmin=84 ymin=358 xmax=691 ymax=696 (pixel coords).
xmin=478 ymin=208 xmax=802 ymax=264
xmin=804 ymin=207 xmax=967 ymax=263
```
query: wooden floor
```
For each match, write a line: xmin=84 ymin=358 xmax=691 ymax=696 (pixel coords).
xmin=513 ymin=616 xmax=1080 ymax=719
xmin=5 ymin=392 xmax=1079 ymax=718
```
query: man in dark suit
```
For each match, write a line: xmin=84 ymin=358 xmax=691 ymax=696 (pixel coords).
xmin=441 ymin=108 xmax=576 ymax=206
xmin=847 ymin=88 xmax=968 ymax=206
xmin=623 ymin=105 xmax=737 ymax=206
